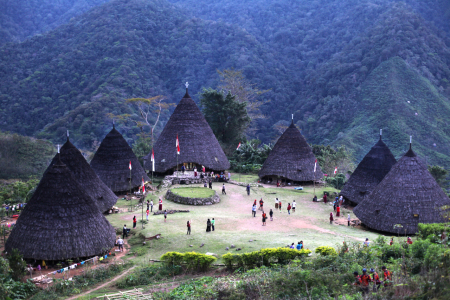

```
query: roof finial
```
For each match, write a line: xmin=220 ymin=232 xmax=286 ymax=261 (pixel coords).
xmin=292 ymin=114 xmax=293 ymax=120
xmin=113 ymin=119 xmax=115 ymax=129
xmin=67 ymin=130 xmax=69 ymax=141
xmin=410 ymin=135 xmax=412 ymax=149
xmin=380 ymin=129 xmax=382 ymax=140
xmin=57 ymin=144 xmax=60 ymax=154
xmin=185 ymin=81 xmax=189 ymax=91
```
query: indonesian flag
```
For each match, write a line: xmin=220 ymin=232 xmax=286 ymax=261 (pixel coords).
xmin=314 ymin=159 xmax=317 ymax=173
xmin=142 ymin=177 xmax=145 ymax=193
xmin=236 ymin=142 xmax=241 ymax=150
xmin=176 ymin=135 xmax=180 ymax=154
xmin=129 ymin=161 xmax=132 ymax=170
xmin=151 ymin=148 xmax=155 ymax=172
xmin=334 ymin=167 xmax=337 ymax=175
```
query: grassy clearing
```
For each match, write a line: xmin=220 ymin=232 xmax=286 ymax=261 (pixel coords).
xmin=106 ymin=176 xmax=383 ymax=265
xmin=229 ymin=173 xmax=259 ymax=183
xmin=171 ymin=187 xmax=215 ymax=198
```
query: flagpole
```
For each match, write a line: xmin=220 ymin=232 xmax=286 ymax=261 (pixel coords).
xmin=130 ymin=166 xmax=132 ymax=212
xmin=151 ymin=128 xmax=154 ymax=187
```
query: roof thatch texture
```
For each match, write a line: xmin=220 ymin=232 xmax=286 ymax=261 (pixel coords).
xmin=5 ymin=159 xmax=115 ymax=260
xmin=353 ymin=147 xmax=450 ymax=234
xmin=258 ymin=121 xmax=323 ymax=181
xmin=340 ymin=137 xmax=396 ymax=204
xmin=47 ymin=138 xmax=117 ymax=212
xmin=90 ymin=126 xmax=149 ymax=192
xmin=144 ymin=90 xmax=230 ymax=173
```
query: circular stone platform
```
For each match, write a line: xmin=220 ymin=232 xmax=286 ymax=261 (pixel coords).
xmin=165 ymin=188 xmax=220 ymax=205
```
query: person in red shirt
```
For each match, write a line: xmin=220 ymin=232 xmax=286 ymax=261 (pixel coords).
xmin=336 ymin=205 xmax=341 ymax=217
xmin=259 ymin=198 xmax=264 ymax=211
xmin=370 ymin=268 xmax=381 ymax=292
xmin=323 ymin=193 xmax=327 ymax=204
xmin=390 ymin=237 xmax=394 ymax=245
xmin=132 ymin=216 xmax=137 ymax=228
xmin=262 ymin=211 xmax=267 ymax=226
xmin=360 ymin=268 xmax=372 ymax=294
xmin=353 ymin=271 xmax=361 ymax=286
xmin=382 ymin=266 xmax=393 ymax=287
xmin=329 ymin=212 xmax=334 ymax=224
xmin=278 ymin=200 xmax=282 ymax=211
xmin=287 ymin=203 xmax=291 ymax=215
xmin=407 ymin=237 xmax=413 ymax=244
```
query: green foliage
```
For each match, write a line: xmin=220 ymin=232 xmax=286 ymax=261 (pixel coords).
xmin=315 ymin=246 xmax=338 ymax=256
xmin=162 ymin=277 xmax=217 ymax=299
xmin=200 ymin=88 xmax=251 ymax=154
xmin=325 ymin=173 xmax=346 ymax=190
xmin=7 ymin=249 xmax=26 ymax=281
xmin=428 ymin=165 xmax=449 ymax=188
xmin=132 ymin=134 xmax=152 ymax=166
xmin=160 ymin=252 xmax=216 ymax=272
xmin=417 ymin=223 xmax=450 ymax=239
xmin=0 ymin=178 xmax=39 ymax=206
xmin=171 ymin=187 xmax=215 ymax=198
xmin=222 ymin=247 xmax=311 ymax=270
xmin=312 ymin=145 xmax=354 ymax=178
xmin=116 ymin=264 xmax=182 ymax=289
xmin=229 ymin=139 xmax=272 ymax=173
xmin=0 ymin=131 xmax=54 ymax=180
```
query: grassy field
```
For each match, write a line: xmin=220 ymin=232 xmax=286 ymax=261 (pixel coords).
xmin=170 ymin=187 xmax=215 ymax=198
xmin=106 ymin=180 xmax=383 ymax=265
xmin=229 ymin=173 xmax=259 ymax=183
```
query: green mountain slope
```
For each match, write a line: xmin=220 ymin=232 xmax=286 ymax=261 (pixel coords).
xmin=0 ymin=0 xmax=285 ymax=148
xmin=0 ymin=0 xmax=111 ymax=44
xmin=338 ymin=57 xmax=450 ymax=166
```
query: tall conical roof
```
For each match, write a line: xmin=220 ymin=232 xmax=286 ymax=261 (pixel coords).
xmin=259 ymin=121 xmax=323 ymax=181
xmin=90 ymin=126 xmax=149 ymax=192
xmin=47 ymin=138 xmax=117 ymax=212
xmin=144 ymin=90 xmax=230 ymax=172
xmin=5 ymin=160 xmax=115 ymax=260
xmin=340 ymin=137 xmax=396 ymax=204
xmin=353 ymin=146 xmax=450 ymax=234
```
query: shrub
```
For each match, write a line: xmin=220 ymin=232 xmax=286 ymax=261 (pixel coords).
xmin=411 ymin=239 xmax=432 ymax=260
xmin=160 ymin=252 xmax=216 ymax=272
xmin=381 ymin=243 xmax=404 ymax=262
xmin=424 ymin=244 xmax=445 ymax=269
xmin=417 ymin=223 xmax=450 ymax=240
xmin=315 ymin=246 xmax=337 ymax=256
xmin=7 ymin=249 xmax=26 ymax=281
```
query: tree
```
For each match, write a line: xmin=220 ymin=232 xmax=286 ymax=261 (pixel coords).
xmin=7 ymin=249 xmax=26 ymax=281
xmin=200 ymin=89 xmax=251 ymax=154
xmin=428 ymin=165 xmax=449 ymax=189
xmin=217 ymin=69 xmax=269 ymax=135
xmin=312 ymin=145 xmax=354 ymax=177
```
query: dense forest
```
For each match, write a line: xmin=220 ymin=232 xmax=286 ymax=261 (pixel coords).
xmin=1 ymin=0 xmax=450 ymax=168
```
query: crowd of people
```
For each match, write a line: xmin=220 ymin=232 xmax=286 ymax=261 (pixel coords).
xmin=353 ymin=266 xmax=392 ymax=293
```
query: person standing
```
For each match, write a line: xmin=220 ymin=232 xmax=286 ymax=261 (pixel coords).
xmin=117 ymin=237 xmax=124 ymax=252
xmin=122 ymin=224 xmax=128 ymax=239
xmin=202 ymin=166 xmax=205 ymax=173
xmin=329 ymin=212 xmax=334 ymax=224
xmin=262 ymin=211 xmax=267 ymax=226
xmin=292 ymin=200 xmax=296 ymax=213
xmin=147 ymin=200 xmax=150 ymax=211
xmin=323 ymin=193 xmax=327 ymax=204
xmin=222 ymin=184 xmax=226 ymax=195
xmin=146 ymin=209 xmax=149 ymax=221
xmin=164 ymin=210 xmax=167 ymax=222
xmin=279 ymin=200 xmax=282 ymax=212
xmin=252 ymin=204 xmax=257 ymax=217
xmin=390 ymin=237 xmax=394 ymax=245
xmin=336 ymin=205 xmax=341 ymax=217
xmin=360 ymin=268 xmax=372 ymax=295
xmin=287 ymin=203 xmax=291 ymax=215
xmin=187 ymin=220 xmax=191 ymax=235
xmin=158 ymin=198 xmax=163 ymax=211
xmin=246 ymin=184 xmax=251 ymax=196
xmin=269 ymin=209 xmax=274 ymax=221
xmin=150 ymin=200 xmax=154 ymax=212
xmin=348 ymin=214 xmax=351 ymax=226
xmin=259 ymin=198 xmax=264 ymax=211
xmin=369 ymin=268 xmax=381 ymax=292
xmin=194 ymin=167 xmax=197 ymax=178
xmin=181 ymin=165 xmax=185 ymax=174
xmin=209 ymin=180 xmax=212 ymax=189
xmin=381 ymin=266 xmax=392 ymax=287
xmin=133 ymin=216 xmax=137 ymax=228
xmin=211 ymin=218 xmax=215 ymax=231
xmin=275 ymin=198 xmax=279 ymax=209
xmin=206 ymin=219 xmax=211 ymax=232
xmin=228 ymin=172 xmax=231 ymax=181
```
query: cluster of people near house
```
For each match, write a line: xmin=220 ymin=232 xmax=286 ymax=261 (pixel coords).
xmin=353 ymin=266 xmax=393 ymax=293
xmin=181 ymin=165 xmax=231 ymax=182
xmin=2 ymin=203 xmax=26 ymax=216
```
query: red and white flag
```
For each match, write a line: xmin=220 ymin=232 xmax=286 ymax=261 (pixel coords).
xmin=151 ymin=149 xmax=155 ymax=172
xmin=314 ymin=159 xmax=317 ymax=173
xmin=129 ymin=161 xmax=132 ymax=170
xmin=142 ymin=177 xmax=145 ymax=193
xmin=236 ymin=142 xmax=241 ymax=150
xmin=334 ymin=167 xmax=337 ymax=175
xmin=176 ymin=135 xmax=180 ymax=154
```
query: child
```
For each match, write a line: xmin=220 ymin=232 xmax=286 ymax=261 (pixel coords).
xmin=279 ymin=200 xmax=282 ymax=212
xmin=292 ymin=200 xmax=296 ymax=212
xmin=287 ymin=203 xmax=291 ymax=215
xmin=164 ymin=210 xmax=167 ymax=222
xmin=269 ymin=209 xmax=274 ymax=221
xmin=187 ymin=220 xmax=191 ymax=235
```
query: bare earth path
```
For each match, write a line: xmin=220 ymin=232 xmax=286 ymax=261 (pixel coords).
xmin=66 ymin=265 xmax=137 ymax=300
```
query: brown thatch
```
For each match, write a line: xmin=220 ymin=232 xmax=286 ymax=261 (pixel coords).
xmin=144 ymin=89 xmax=230 ymax=173
xmin=353 ymin=146 xmax=450 ymax=234
xmin=5 ymin=159 xmax=115 ymax=260
xmin=340 ymin=137 xmax=396 ymax=205
xmin=47 ymin=138 xmax=117 ymax=212
xmin=90 ymin=125 xmax=150 ymax=193
xmin=259 ymin=120 xmax=323 ymax=182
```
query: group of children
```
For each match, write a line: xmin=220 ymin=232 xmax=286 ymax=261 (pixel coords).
xmin=353 ymin=266 xmax=392 ymax=293
xmin=289 ymin=241 xmax=305 ymax=250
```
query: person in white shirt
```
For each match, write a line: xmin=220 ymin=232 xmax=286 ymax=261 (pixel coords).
xmin=292 ymin=200 xmax=296 ymax=213
xmin=117 ymin=237 xmax=124 ymax=252
xmin=275 ymin=198 xmax=279 ymax=209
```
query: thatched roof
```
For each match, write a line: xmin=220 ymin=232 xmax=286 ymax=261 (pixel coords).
xmin=90 ymin=126 xmax=149 ymax=192
xmin=353 ymin=146 xmax=450 ymax=234
xmin=340 ymin=137 xmax=396 ymax=204
xmin=258 ymin=120 xmax=323 ymax=181
xmin=144 ymin=89 xmax=230 ymax=173
xmin=5 ymin=159 xmax=115 ymax=260
xmin=47 ymin=138 xmax=117 ymax=212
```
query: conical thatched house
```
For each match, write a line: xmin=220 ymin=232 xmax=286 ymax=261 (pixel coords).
xmin=91 ymin=125 xmax=149 ymax=193
xmin=144 ymin=89 xmax=230 ymax=174
xmin=47 ymin=138 xmax=117 ymax=212
xmin=340 ymin=136 xmax=396 ymax=205
xmin=5 ymin=159 xmax=115 ymax=261
xmin=259 ymin=120 xmax=323 ymax=182
xmin=353 ymin=145 xmax=450 ymax=234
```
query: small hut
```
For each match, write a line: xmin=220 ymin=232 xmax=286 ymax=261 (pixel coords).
xmin=5 ymin=159 xmax=115 ymax=261
xmin=47 ymin=137 xmax=117 ymax=212
xmin=259 ymin=120 xmax=323 ymax=183
xmin=340 ymin=135 xmax=396 ymax=205
xmin=144 ymin=87 xmax=230 ymax=174
xmin=90 ymin=125 xmax=150 ymax=193
xmin=353 ymin=144 xmax=450 ymax=234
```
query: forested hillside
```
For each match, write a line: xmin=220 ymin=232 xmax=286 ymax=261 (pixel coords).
xmin=1 ymin=0 xmax=450 ymax=168
xmin=0 ymin=0 xmax=111 ymax=44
